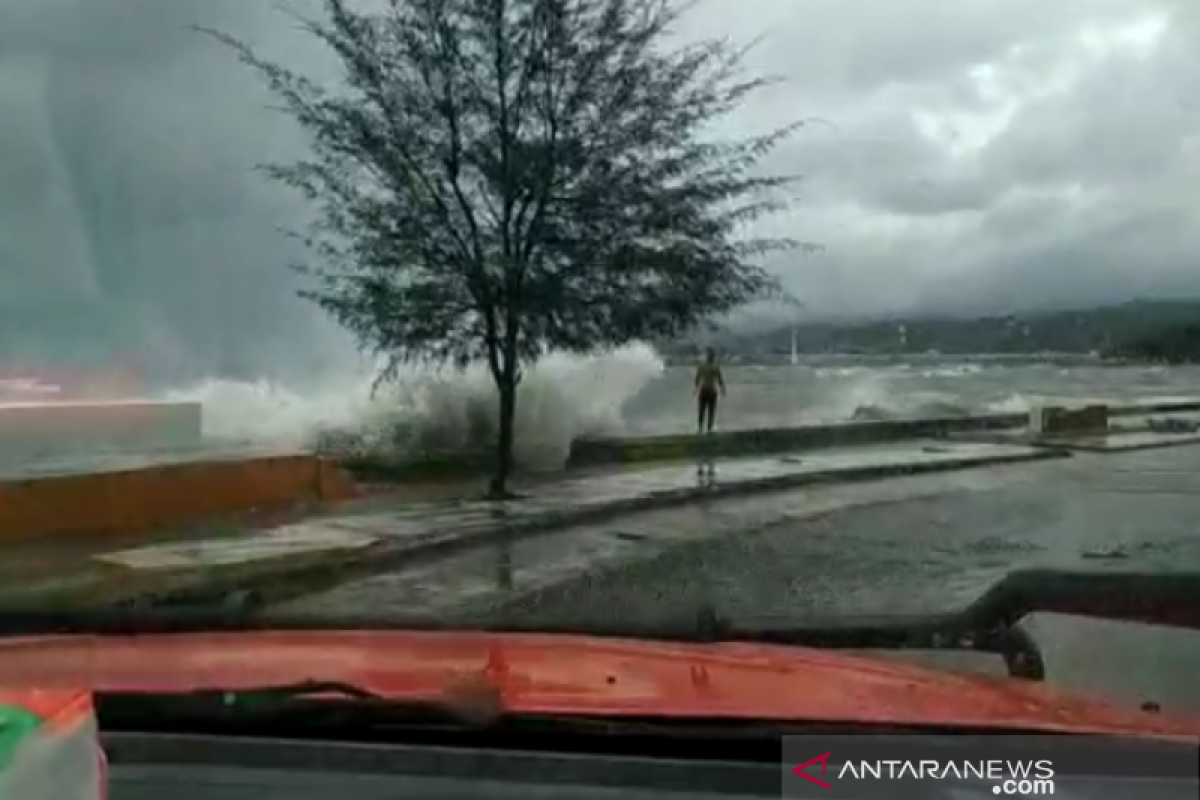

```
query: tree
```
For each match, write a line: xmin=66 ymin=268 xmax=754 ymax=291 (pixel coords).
xmin=202 ymin=0 xmax=804 ymax=498
xmin=1105 ymin=323 xmax=1200 ymax=364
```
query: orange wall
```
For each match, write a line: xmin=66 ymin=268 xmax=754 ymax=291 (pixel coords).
xmin=0 ymin=455 xmax=358 ymax=542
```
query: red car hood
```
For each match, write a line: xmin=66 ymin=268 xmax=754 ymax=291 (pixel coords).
xmin=0 ymin=630 xmax=1194 ymax=737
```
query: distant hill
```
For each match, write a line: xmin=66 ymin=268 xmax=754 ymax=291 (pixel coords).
xmin=659 ymin=299 xmax=1200 ymax=359
xmin=1104 ymin=322 xmax=1200 ymax=364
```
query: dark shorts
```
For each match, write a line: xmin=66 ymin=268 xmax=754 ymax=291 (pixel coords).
xmin=697 ymin=387 xmax=718 ymax=429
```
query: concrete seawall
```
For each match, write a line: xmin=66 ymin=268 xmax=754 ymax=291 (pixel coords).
xmin=566 ymin=400 xmax=1200 ymax=468
xmin=0 ymin=452 xmax=359 ymax=543
xmin=3 ymin=398 xmax=1197 ymax=561
xmin=565 ymin=413 xmax=1026 ymax=468
xmin=344 ymin=400 xmax=1200 ymax=478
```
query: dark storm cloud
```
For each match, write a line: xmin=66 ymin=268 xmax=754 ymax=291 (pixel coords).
xmin=717 ymin=0 xmax=1200 ymax=316
xmin=0 ymin=0 xmax=346 ymax=378
xmin=1 ymin=0 xmax=1195 ymax=368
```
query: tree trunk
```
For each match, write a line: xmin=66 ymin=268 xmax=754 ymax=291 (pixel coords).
xmin=487 ymin=371 xmax=518 ymax=500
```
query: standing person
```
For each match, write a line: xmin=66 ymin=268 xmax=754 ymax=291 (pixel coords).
xmin=694 ymin=348 xmax=725 ymax=434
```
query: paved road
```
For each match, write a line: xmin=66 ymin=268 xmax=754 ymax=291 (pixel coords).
xmin=271 ymin=444 xmax=1200 ymax=715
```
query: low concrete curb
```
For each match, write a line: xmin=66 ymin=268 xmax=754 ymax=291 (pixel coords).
xmin=948 ymin=429 xmax=1200 ymax=455
xmin=1041 ymin=434 xmax=1200 ymax=453
xmin=91 ymin=446 xmax=1070 ymax=613
xmin=1106 ymin=400 xmax=1200 ymax=417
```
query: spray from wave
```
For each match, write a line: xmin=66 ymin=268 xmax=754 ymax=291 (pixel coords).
xmin=20 ymin=350 xmax=1194 ymax=474
xmin=801 ymin=362 xmax=1200 ymax=425
xmin=161 ymin=343 xmax=665 ymax=470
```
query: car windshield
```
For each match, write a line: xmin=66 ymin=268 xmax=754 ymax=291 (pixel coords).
xmin=4 ymin=0 xmax=1200 ymax=735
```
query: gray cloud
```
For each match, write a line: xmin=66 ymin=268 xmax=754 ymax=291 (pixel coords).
xmin=0 ymin=0 xmax=1196 ymax=376
xmin=740 ymin=0 xmax=1200 ymax=316
xmin=0 ymin=0 xmax=344 ymax=380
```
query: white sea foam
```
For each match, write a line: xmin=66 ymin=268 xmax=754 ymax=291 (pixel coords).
xmin=160 ymin=343 xmax=666 ymax=469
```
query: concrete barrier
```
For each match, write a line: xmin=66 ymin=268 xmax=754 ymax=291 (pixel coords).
xmin=1107 ymin=400 xmax=1200 ymax=417
xmin=335 ymin=399 xmax=1200 ymax=478
xmin=565 ymin=400 xmax=1200 ymax=468
xmin=1029 ymin=405 xmax=1109 ymax=436
xmin=0 ymin=453 xmax=358 ymax=543
xmin=565 ymin=413 xmax=1029 ymax=468
xmin=0 ymin=401 xmax=201 ymax=451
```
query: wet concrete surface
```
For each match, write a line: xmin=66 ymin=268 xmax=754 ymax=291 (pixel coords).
xmin=270 ymin=444 xmax=1200 ymax=716
xmin=0 ymin=441 xmax=1053 ymax=609
xmin=267 ymin=463 xmax=1042 ymax=620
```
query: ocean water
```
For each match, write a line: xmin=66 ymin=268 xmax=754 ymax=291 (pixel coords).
xmin=157 ymin=348 xmax=1200 ymax=469
xmin=621 ymin=357 xmax=1200 ymax=435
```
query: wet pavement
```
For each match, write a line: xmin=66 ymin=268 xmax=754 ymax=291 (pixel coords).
xmin=268 ymin=462 xmax=1044 ymax=619
xmin=1 ymin=441 xmax=1045 ymax=607
xmin=313 ymin=439 xmax=1051 ymax=534
xmin=270 ymin=444 xmax=1200 ymax=716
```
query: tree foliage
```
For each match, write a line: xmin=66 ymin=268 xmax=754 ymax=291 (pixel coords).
xmin=202 ymin=0 xmax=804 ymax=495
xmin=1106 ymin=323 xmax=1200 ymax=364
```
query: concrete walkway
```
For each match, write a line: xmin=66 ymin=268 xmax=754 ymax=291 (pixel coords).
xmin=0 ymin=440 xmax=1055 ymax=609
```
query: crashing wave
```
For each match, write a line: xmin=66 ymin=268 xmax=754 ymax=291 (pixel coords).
xmin=162 ymin=343 xmax=665 ymax=470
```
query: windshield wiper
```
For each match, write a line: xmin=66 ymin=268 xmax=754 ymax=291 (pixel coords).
xmin=7 ymin=570 xmax=1200 ymax=684
xmin=98 ymin=681 xmax=1017 ymax=744
xmin=183 ymin=679 xmax=384 ymax=703
xmin=96 ymin=680 xmax=846 ymax=740
xmin=97 ymin=679 xmax=500 ymax=730
xmin=458 ymin=570 xmax=1200 ymax=680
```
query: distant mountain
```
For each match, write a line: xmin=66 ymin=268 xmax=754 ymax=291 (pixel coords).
xmin=659 ymin=299 xmax=1200 ymax=359
xmin=1104 ymin=321 xmax=1200 ymax=364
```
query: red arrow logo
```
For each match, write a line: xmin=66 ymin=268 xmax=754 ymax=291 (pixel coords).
xmin=792 ymin=752 xmax=832 ymax=789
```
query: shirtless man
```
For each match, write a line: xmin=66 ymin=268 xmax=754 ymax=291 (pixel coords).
xmin=694 ymin=348 xmax=726 ymax=434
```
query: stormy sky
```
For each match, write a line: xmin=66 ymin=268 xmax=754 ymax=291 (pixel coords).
xmin=0 ymin=0 xmax=1197 ymax=374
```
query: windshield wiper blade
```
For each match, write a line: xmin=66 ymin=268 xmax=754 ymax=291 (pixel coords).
xmin=98 ymin=679 xmax=503 ymax=730
xmin=473 ymin=569 xmax=1200 ymax=647
xmin=953 ymin=569 xmax=1200 ymax=631
xmin=4 ymin=570 xmax=1200 ymax=670
xmin=183 ymin=680 xmax=383 ymax=703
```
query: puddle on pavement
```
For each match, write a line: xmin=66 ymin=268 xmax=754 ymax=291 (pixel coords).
xmin=267 ymin=524 xmax=663 ymax=618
